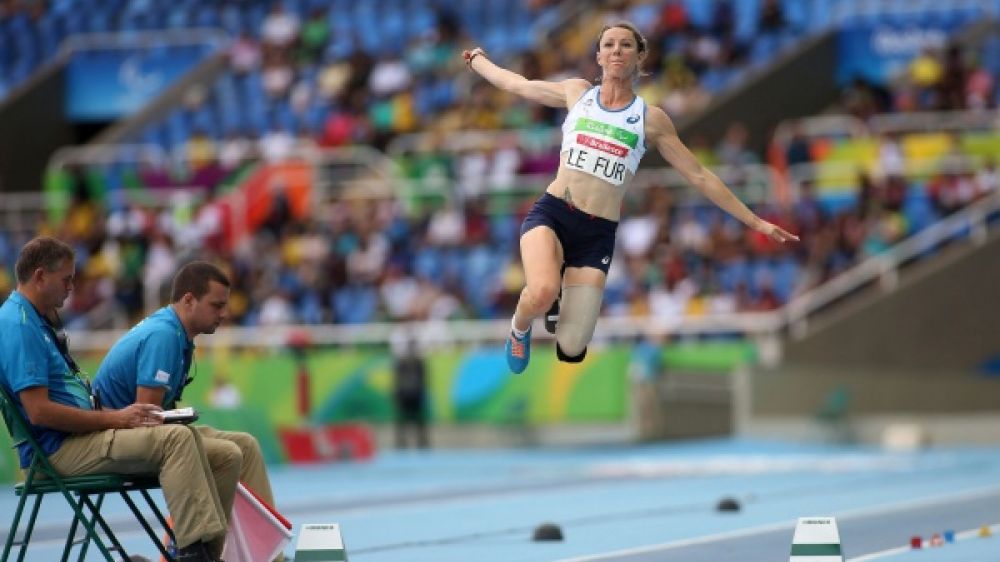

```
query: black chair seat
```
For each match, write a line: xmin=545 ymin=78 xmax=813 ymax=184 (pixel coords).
xmin=15 ymin=473 xmax=161 ymax=495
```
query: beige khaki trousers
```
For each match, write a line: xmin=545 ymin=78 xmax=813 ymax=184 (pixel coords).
xmin=194 ymin=425 xmax=276 ymax=507
xmin=49 ymin=424 xmax=241 ymax=558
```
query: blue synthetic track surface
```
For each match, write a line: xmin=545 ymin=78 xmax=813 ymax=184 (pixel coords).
xmin=2 ymin=438 xmax=999 ymax=561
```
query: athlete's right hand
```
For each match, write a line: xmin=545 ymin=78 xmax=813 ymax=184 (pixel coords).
xmin=756 ymin=221 xmax=799 ymax=243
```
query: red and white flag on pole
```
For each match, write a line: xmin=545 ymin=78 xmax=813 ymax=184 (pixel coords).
xmin=223 ymin=482 xmax=293 ymax=562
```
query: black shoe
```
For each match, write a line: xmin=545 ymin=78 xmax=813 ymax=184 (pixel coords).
xmin=545 ymin=265 xmax=565 ymax=334
xmin=177 ymin=542 xmax=214 ymax=562
xmin=544 ymin=292 xmax=560 ymax=334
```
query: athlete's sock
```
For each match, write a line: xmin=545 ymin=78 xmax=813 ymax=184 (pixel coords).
xmin=511 ymin=317 xmax=528 ymax=340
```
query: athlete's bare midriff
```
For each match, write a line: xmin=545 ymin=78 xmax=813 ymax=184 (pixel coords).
xmin=545 ymin=154 xmax=631 ymax=221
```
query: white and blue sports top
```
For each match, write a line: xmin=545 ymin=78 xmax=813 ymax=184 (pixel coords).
xmin=560 ymin=86 xmax=647 ymax=186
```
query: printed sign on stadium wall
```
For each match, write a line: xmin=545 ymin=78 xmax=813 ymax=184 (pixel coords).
xmin=66 ymin=44 xmax=212 ymax=121
xmin=836 ymin=16 xmax=970 ymax=86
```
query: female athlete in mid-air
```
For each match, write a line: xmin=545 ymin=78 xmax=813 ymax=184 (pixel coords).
xmin=463 ymin=22 xmax=798 ymax=373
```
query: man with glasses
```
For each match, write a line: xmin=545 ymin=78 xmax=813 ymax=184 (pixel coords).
xmin=0 ymin=237 xmax=232 ymax=562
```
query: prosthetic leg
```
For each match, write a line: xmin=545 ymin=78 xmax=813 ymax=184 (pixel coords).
xmin=554 ymin=285 xmax=603 ymax=363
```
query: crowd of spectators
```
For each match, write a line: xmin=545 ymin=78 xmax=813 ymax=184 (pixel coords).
xmin=4 ymin=122 xmax=996 ymax=333
xmin=838 ymin=40 xmax=999 ymax=121
xmin=114 ymin=0 xmax=806 ymax=195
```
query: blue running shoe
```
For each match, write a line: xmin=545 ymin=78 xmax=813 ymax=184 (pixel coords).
xmin=505 ymin=327 xmax=531 ymax=373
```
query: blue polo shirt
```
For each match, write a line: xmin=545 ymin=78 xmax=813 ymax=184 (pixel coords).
xmin=93 ymin=306 xmax=193 ymax=410
xmin=0 ymin=292 xmax=93 ymax=468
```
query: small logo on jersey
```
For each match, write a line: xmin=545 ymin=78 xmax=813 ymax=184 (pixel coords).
xmin=155 ymin=369 xmax=171 ymax=383
xmin=601 ymin=256 xmax=611 ymax=265
xmin=626 ymin=114 xmax=640 ymax=124
xmin=583 ymin=99 xmax=594 ymax=106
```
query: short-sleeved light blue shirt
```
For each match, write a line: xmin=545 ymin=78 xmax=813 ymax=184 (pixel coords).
xmin=93 ymin=306 xmax=193 ymax=410
xmin=0 ymin=291 xmax=93 ymax=468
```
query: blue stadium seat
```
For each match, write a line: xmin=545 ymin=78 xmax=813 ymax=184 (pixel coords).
xmin=717 ymin=259 xmax=749 ymax=293
xmin=982 ymin=37 xmax=1000 ymax=75
xmin=193 ymin=6 xmax=221 ymax=28
xmin=735 ymin=0 xmax=761 ymax=41
xmin=406 ymin=7 xmax=438 ymax=37
xmin=772 ymin=257 xmax=799 ymax=301
xmin=36 ymin=15 xmax=61 ymax=59
xmin=750 ymin=34 xmax=779 ymax=64
xmin=333 ymin=285 xmax=378 ymax=324
xmin=414 ymin=248 xmax=443 ymax=281
xmin=902 ymin=186 xmax=939 ymax=234
xmin=684 ymin=0 xmax=714 ymax=29
xmin=782 ymin=0 xmax=808 ymax=30
xmin=440 ymin=248 xmax=465 ymax=284
xmin=488 ymin=215 xmax=517 ymax=251
xmin=701 ymin=67 xmax=734 ymax=94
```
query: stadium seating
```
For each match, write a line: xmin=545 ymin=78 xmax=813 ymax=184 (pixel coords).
xmin=1 ymin=0 xmax=997 ymax=330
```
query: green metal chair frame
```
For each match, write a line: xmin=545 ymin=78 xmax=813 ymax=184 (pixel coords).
xmin=0 ymin=386 xmax=177 ymax=562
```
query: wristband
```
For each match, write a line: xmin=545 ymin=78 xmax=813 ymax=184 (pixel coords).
xmin=465 ymin=48 xmax=486 ymax=69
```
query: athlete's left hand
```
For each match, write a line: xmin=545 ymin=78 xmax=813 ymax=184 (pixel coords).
xmin=756 ymin=221 xmax=799 ymax=243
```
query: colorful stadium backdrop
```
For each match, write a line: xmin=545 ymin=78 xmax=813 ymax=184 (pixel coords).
xmin=0 ymin=340 xmax=754 ymax=482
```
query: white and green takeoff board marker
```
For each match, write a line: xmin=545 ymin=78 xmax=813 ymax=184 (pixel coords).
xmin=789 ymin=517 xmax=843 ymax=562
xmin=295 ymin=523 xmax=348 ymax=561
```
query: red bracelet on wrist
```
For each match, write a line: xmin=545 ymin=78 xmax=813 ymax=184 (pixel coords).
xmin=465 ymin=48 xmax=485 ymax=69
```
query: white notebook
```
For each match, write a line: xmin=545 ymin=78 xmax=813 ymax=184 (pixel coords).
xmin=153 ymin=407 xmax=198 ymax=424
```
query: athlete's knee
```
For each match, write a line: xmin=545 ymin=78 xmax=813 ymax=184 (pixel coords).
xmin=522 ymin=282 xmax=560 ymax=311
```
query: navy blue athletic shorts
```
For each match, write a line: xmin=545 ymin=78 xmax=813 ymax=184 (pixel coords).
xmin=519 ymin=193 xmax=618 ymax=274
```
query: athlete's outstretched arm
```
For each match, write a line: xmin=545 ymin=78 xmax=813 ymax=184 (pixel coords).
xmin=463 ymin=47 xmax=590 ymax=108
xmin=646 ymin=106 xmax=799 ymax=243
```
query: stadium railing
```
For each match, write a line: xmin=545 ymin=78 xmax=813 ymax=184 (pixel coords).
xmin=772 ymin=109 xmax=1000 ymax=146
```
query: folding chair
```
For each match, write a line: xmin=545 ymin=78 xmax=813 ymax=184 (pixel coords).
xmin=0 ymin=386 xmax=177 ymax=562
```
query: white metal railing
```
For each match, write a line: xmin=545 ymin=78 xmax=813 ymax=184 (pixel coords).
xmin=68 ymin=310 xmax=786 ymax=354
xmin=38 ymin=139 xmax=781 ymax=207
xmin=868 ymin=109 xmax=1000 ymax=135
xmin=0 ymin=192 xmax=47 ymax=234
xmin=781 ymin=188 xmax=1000 ymax=337
xmin=386 ymin=127 xmax=561 ymax=157
xmin=773 ymin=109 xmax=1000 ymax=148
xmin=387 ymin=162 xmax=779 ymax=205
xmin=49 ymin=144 xmax=170 ymax=170
xmin=26 ymin=143 xmax=394 ymax=234
xmin=785 ymin=155 xmax=990 ymax=199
